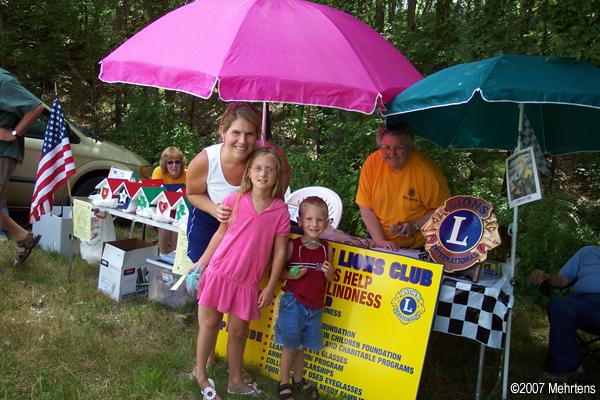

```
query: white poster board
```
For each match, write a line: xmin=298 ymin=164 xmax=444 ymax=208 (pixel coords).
xmin=506 ymin=146 xmax=542 ymax=208
xmin=108 ymin=167 xmax=134 ymax=180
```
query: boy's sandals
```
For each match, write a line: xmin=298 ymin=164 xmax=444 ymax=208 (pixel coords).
xmin=200 ymin=378 xmax=219 ymax=400
xmin=277 ymin=382 xmax=295 ymax=400
xmin=14 ymin=232 xmax=41 ymax=266
xmin=227 ymin=381 xmax=262 ymax=397
xmin=293 ymin=377 xmax=318 ymax=399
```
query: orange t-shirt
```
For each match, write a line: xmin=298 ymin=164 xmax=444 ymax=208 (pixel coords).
xmin=355 ymin=149 xmax=450 ymax=248
xmin=151 ymin=166 xmax=187 ymax=185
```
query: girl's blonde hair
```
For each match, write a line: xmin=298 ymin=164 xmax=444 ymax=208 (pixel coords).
xmin=240 ymin=148 xmax=283 ymax=199
xmin=220 ymin=102 xmax=261 ymax=139
xmin=159 ymin=147 xmax=186 ymax=177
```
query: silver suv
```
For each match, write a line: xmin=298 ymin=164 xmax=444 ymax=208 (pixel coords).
xmin=7 ymin=105 xmax=150 ymax=209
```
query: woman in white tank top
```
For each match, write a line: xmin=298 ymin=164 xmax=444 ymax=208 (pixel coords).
xmin=186 ymin=102 xmax=261 ymax=263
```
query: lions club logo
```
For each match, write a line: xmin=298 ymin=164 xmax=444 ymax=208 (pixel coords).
xmin=392 ymin=288 xmax=425 ymax=325
xmin=421 ymin=196 xmax=501 ymax=273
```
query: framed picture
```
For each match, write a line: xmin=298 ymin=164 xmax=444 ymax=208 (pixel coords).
xmin=505 ymin=146 xmax=542 ymax=208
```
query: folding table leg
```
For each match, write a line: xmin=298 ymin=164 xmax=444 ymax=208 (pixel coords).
xmin=475 ymin=343 xmax=486 ymax=400
xmin=129 ymin=220 xmax=136 ymax=238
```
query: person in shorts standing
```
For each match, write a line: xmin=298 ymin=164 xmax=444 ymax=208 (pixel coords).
xmin=0 ymin=68 xmax=44 ymax=267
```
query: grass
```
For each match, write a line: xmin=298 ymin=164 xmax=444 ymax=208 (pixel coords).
xmin=0 ymin=222 xmax=599 ymax=399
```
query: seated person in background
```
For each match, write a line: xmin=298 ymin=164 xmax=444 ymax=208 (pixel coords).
xmin=529 ymin=245 xmax=600 ymax=377
xmin=355 ymin=123 xmax=450 ymax=251
xmin=152 ymin=147 xmax=187 ymax=255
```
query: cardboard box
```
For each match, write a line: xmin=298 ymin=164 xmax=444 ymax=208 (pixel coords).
xmin=98 ymin=239 xmax=157 ymax=301
xmin=146 ymin=258 xmax=194 ymax=308
xmin=32 ymin=206 xmax=73 ymax=257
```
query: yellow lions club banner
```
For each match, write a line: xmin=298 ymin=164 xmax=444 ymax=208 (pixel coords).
xmin=215 ymin=240 xmax=443 ymax=400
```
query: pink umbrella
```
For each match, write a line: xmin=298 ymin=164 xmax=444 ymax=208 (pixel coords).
xmin=99 ymin=0 xmax=421 ymax=115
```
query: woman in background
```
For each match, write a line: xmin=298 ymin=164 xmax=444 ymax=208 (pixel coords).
xmin=152 ymin=147 xmax=187 ymax=255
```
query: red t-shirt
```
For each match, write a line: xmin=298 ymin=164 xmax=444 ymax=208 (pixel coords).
xmin=283 ymin=237 xmax=327 ymax=309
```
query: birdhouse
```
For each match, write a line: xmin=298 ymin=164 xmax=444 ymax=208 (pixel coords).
xmin=91 ymin=178 xmax=127 ymax=208
xmin=115 ymin=181 xmax=142 ymax=213
xmin=172 ymin=196 xmax=191 ymax=228
xmin=150 ymin=191 xmax=183 ymax=224
xmin=132 ymin=186 xmax=165 ymax=218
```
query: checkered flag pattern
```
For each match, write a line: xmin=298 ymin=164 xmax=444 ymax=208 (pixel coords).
xmin=518 ymin=113 xmax=552 ymax=177
xmin=433 ymin=275 xmax=514 ymax=349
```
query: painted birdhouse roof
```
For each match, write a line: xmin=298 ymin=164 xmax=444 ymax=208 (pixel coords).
xmin=117 ymin=181 xmax=142 ymax=197
xmin=162 ymin=183 xmax=185 ymax=192
xmin=173 ymin=195 xmax=191 ymax=211
xmin=95 ymin=178 xmax=127 ymax=193
xmin=133 ymin=186 xmax=165 ymax=203
xmin=151 ymin=190 xmax=183 ymax=207
xmin=139 ymin=179 xmax=163 ymax=187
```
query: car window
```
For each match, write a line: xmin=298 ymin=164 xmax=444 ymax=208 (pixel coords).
xmin=25 ymin=110 xmax=81 ymax=144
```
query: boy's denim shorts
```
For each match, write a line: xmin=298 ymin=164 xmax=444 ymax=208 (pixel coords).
xmin=275 ymin=291 xmax=324 ymax=351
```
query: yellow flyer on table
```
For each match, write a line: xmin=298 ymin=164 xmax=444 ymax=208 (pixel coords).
xmin=215 ymin=239 xmax=443 ymax=400
xmin=173 ymin=227 xmax=193 ymax=275
xmin=72 ymin=199 xmax=93 ymax=241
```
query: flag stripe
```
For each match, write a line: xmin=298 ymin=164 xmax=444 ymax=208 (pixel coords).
xmin=29 ymin=98 xmax=77 ymax=223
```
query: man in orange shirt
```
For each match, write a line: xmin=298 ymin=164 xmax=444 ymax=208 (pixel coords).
xmin=355 ymin=123 xmax=450 ymax=250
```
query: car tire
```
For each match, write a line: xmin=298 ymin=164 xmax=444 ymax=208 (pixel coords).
xmin=60 ymin=175 xmax=106 ymax=205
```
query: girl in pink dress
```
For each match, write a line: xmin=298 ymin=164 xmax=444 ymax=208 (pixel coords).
xmin=194 ymin=147 xmax=290 ymax=399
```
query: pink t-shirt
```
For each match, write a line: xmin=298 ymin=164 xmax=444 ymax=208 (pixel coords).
xmin=198 ymin=191 xmax=290 ymax=321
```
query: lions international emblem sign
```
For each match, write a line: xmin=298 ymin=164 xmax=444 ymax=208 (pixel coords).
xmin=421 ymin=196 xmax=501 ymax=273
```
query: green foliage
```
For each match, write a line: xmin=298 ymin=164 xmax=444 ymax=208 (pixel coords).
xmin=111 ymin=89 xmax=211 ymax=165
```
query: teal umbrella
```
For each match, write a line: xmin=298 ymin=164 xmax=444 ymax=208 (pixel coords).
xmin=383 ymin=54 xmax=600 ymax=400
xmin=383 ymin=54 xmax=600 ymax=155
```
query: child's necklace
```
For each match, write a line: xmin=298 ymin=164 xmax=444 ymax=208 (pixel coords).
xmin=301 ymin=239 xmax=321 ymax=249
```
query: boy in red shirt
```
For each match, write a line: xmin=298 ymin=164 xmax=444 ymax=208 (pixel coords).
xmin=275 ymin=196 xmax=334 ymax=400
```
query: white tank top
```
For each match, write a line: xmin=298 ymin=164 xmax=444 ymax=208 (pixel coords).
xmin=205 ymin=143 xmax=240 ymax=204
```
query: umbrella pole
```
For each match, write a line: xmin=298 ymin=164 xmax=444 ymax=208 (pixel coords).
xmin=261 ymin=102 xmax=271 ymax=141
xmin=502 ymin=103 xmax=524 ymax=399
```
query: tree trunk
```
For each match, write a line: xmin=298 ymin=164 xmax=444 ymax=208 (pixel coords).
xmin=407 ymin=0 xmax=417 ymax=32
xmin=519 ymin=0 xmax=534 ymax=38
xmin=387 ymin=0 xmax=396 ymax=28
xmin=374 ymin=0 xmax=384 ymax=33
xmin=112 ymin=0 xmax=129 ymax=132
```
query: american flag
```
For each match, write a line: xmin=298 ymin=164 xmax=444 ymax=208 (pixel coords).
xmin=29 ymin=98 xmax=76 ymax=223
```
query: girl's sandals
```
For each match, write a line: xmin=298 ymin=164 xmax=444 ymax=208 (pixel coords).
xmin=292 ymin=377 xmax=319 ymax=399
xmin=14 ymin=232 xmax=41 ymax=266
xmin=227 ymin=381 xmax=262 ymax=397
xmin=277 ymin=382 xmax=295 ymax=400
xmin=200 ymin=378 xmax=219 ymax=400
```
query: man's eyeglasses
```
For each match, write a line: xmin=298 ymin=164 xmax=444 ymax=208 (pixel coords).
xmin=167 ymin=160 xmax=181 ymax=166
xmin=380 ymin=145 xmax=406 ymax=155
